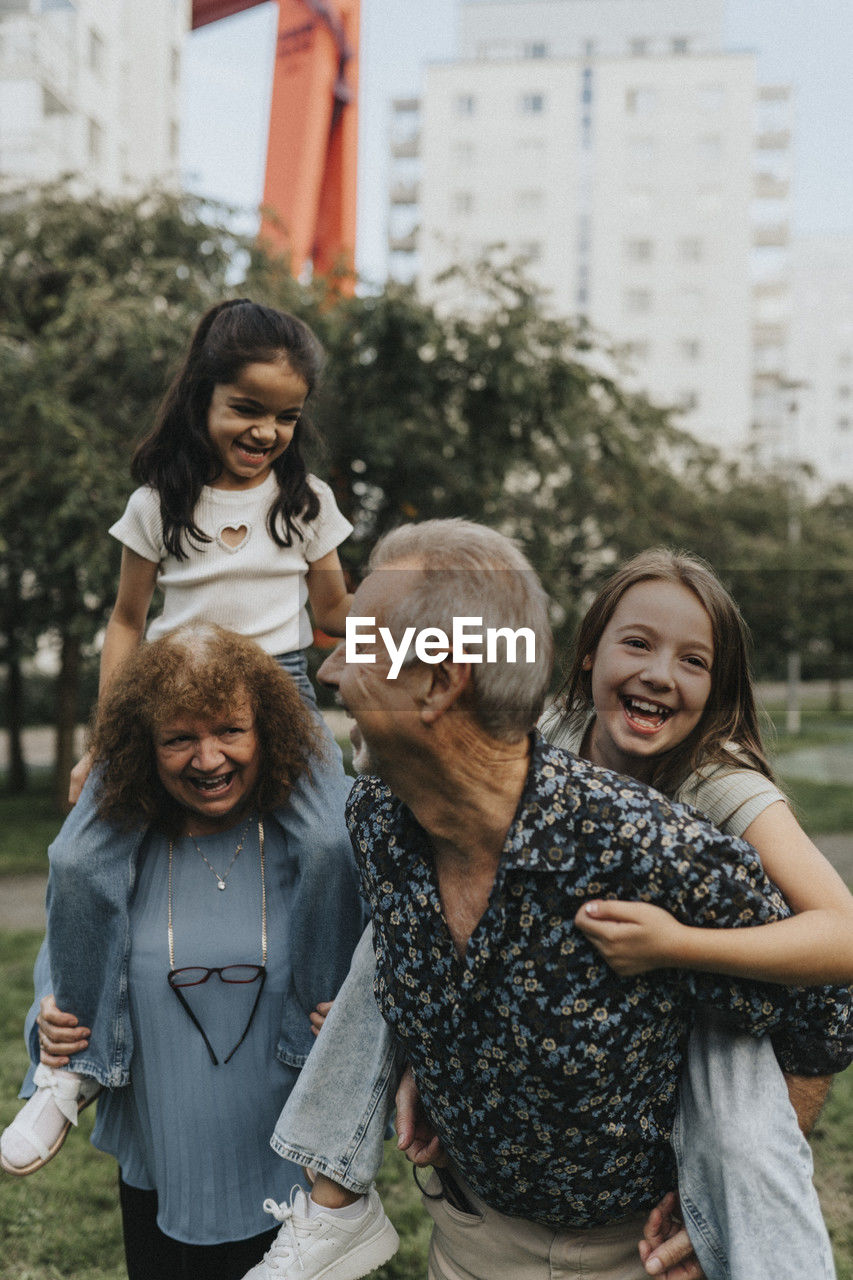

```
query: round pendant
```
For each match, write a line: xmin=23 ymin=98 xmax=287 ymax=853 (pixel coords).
xmin=217 ymin=880 xmax=226 ymax=891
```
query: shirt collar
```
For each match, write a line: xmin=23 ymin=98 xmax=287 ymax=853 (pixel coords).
xmin=380 ymin=731 xmax=587 ymax=875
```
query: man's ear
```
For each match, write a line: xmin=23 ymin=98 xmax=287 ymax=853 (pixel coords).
xmin=419 ymin=661 xmax=472 ymax=725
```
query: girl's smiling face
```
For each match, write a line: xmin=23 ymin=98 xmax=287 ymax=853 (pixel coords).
xmin=584 ymin=579 xmax=714 ymax=781
xmin=206 ymin=359 xmax=308 ymax=490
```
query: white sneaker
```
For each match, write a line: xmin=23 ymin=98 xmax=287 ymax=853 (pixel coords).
xmin=0 ymin=1064 xmax=100 ymax=1176
xmin=243 ymin=1186 xmax=399 ymax=1280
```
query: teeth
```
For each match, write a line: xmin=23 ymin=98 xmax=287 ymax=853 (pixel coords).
xmin=624 ymin=697 xmax=671 ymax=721
xmin=191 ymin=774 xmax=232 ymax=792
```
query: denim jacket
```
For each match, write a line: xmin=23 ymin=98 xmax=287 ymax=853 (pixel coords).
xmin=24 ymin=755 xmax=364 ymax=1089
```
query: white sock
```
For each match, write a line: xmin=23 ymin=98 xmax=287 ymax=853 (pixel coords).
xmin=307 ymin=1193 xmax=367 ymax=1219
xmin=1 ymin=1068 xmax=84 ymax=1167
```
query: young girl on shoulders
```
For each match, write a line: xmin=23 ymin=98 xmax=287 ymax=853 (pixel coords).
xmin=547 ymin=548 xmax=853 ymax=989
xmin=244 ymin=548 xmax=852 ymax=1280
xmin=2 ymin=299 xmax=360 ymax=1180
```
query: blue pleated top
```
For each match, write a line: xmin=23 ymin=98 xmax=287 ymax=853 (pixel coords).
xmin=92 ymin=817 xmax=308 ymax=1244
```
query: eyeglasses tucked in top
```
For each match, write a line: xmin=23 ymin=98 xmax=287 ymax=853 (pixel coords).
xmin=167 ymin=964 xmax=267 ymax=1066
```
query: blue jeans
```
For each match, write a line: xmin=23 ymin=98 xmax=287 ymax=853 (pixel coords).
xmin=24 ymin=652 xmax=364 ymax=1088
xmin=272 ymin=956 xmax=835 ymax=1279
xmin=675 ymin=1011 xmax=835 ymax=1280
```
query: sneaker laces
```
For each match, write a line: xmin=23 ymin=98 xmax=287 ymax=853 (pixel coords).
xmin=260 ymin=1188 xmax=317 ymax=1272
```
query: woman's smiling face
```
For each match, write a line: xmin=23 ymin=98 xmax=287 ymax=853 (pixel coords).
xmin=154 ymin=693 xmax=260 ymax=835
xmin=584 ymin=579 xmax=714 ymax=781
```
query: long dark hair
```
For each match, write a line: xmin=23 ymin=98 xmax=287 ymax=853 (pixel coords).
xmin=555 ymin=549 xmax=775 ymax=796
xmin=132 ymin=300 xmax=324 ymax=558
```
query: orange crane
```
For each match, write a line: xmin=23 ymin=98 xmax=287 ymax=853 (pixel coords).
xmin=191 ymin=0 xmax=359 ymax=287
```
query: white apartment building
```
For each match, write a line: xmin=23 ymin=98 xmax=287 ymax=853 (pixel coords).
xmin=388 ymin=0 xmax=792 ymax=458
xmin=764 ymin=234 xmax=853 ymax=488
xmin=0 ymin=0 xmax=189 ymax=194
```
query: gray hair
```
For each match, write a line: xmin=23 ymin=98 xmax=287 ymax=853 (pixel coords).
xmin=369 ymin=519 xmax=553 ymax=740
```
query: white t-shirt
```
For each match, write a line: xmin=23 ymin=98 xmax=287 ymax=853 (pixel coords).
xmin=109 ymin=473 xmax=352 ymax=655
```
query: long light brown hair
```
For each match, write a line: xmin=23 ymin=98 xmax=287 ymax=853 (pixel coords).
xmin=90 ymin=624 xmax=322 ymax=833
xmin=554 ymin=549 xmax=775 ymax=796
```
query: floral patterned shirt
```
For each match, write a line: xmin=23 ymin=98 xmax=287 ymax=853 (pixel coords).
xmin=347 ymin=736 xmax=852 ymax=1228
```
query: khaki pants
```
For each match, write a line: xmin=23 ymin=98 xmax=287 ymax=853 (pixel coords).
xmin=422 ymin=1171 xmax=649 ymax=1280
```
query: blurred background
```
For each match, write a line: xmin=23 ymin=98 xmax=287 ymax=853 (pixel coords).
xmin=0 ymin=5 xmax=851 ymax=1274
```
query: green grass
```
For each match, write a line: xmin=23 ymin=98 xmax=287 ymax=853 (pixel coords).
xmin=780 ymin=777 xmax=853 ymax=835
xmin=0 ymin=773 xmax=62 ymax=877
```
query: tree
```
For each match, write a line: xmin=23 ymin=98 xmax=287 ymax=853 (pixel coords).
xmin=0 ymin=183 xmax=244 ymax=804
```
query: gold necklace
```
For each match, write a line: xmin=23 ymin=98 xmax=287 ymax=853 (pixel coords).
xmin=187 ymin=813 xmax=253 ymax=890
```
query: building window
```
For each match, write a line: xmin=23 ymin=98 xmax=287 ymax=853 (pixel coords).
xmin=455 ymin=95 xmax=476 ymax=117
xmin=629 ymin=341 xmax=651 ymax=361
xmin=838 ymin=385 xmax=852 ymax=400
xmin=838 ymin=351 xmax=853 ymax=368
xmin=672 ymin=37 xmax=690 ymax=54
xmin=681 ymin=339 xmax=702 ymax=360
xmin=519 ymin=93 xmax=546 ymax=115
xmin=525 ymin=42 xmax=548 ymax=58
xmin=625 ymin=289 xmax=652 ymax=314
xmin=88 ymin=118 xmax=102 ymax=164
xmin=519 ymin=241 xmax=543 ymax=263
xmin=837 ymin=417 xmax=851 ymax=431
xmin=625 ymin=238 xmax=653 ymax=262
xmin=171 ymin=47 xmax=181 ymax=86
xmin=626 ymin=87 xmax=656 ymax=115
xmin=583 ymin=40 xmax=596 ymax=58
xmin=170 ymin=120 xmax=179 ymax=161
xmin=680 ymin=238 xmax=704 ymax=262
xmin=451 ymin=191 xmax=474 ymax=215
xmin=629 ymin=38 xmax=649 ymax=56
xmin=88 ymin=28 xmax=104 ymax=76
xmin=516 ymin=189 xmax=544 ymax=213
xmin=453 ymin=141 xmax=475 ymax=164
xmin=679 ymin=390 xmax=700 ymax=411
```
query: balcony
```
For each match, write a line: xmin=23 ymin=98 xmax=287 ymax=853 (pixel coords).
xmin=753 ymin=223 xmax=789 ymax=248
xmin=391 ymin=134 xmax=420 ymax=160
xmin=754 ymin=173 xmax=790 ymax=200
xmin=388 ymin=229 xmax=419 ymax=254
xmin=756 ymin=129 xmax=791 ymax=151
xmin=390 ymin=180 xmax=420 ymax=206
xmin=753 ymin=322 xmax=788 ymax=346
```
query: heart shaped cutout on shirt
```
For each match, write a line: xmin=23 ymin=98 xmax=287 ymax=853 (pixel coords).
xmin=217 ymin=523 xmax=250 ymax=551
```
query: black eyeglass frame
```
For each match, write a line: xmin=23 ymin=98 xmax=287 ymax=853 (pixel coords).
xmin=167 ymin=964 xmax=267 ymax=1066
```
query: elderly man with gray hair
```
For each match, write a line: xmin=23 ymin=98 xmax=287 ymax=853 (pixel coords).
xmin=246 ymin=519 xmax=850 ymax=1280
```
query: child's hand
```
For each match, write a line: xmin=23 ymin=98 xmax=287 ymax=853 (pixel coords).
xmin=68 ymin=750 xmax=94 ymax=806
xmin=574 ymin=899 xmax=687 ymax=975
xmin=395 ymin=1065 xmax=447 ymax=1167
xmin=310 ymin=1000 xmax=333 ymax=1036
xmin=638 ymin=1192 xmax=705 ymax=1278
xmin=37 ymin=995 xmax=91 ymax=1067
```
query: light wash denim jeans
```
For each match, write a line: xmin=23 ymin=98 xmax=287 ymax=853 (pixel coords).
xmin=272 ymin=956 xmax=835 ymax=1280
xmin=23 ymin=652 xmax=364 ymax=1089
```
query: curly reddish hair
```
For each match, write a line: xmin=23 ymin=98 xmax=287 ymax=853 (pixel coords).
xmin=90 ymin=624 xmax=323 ymax=833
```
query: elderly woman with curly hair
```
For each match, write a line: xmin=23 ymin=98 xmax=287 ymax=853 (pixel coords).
xmin=11 ymin=624 xmax=364 ymax=1280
